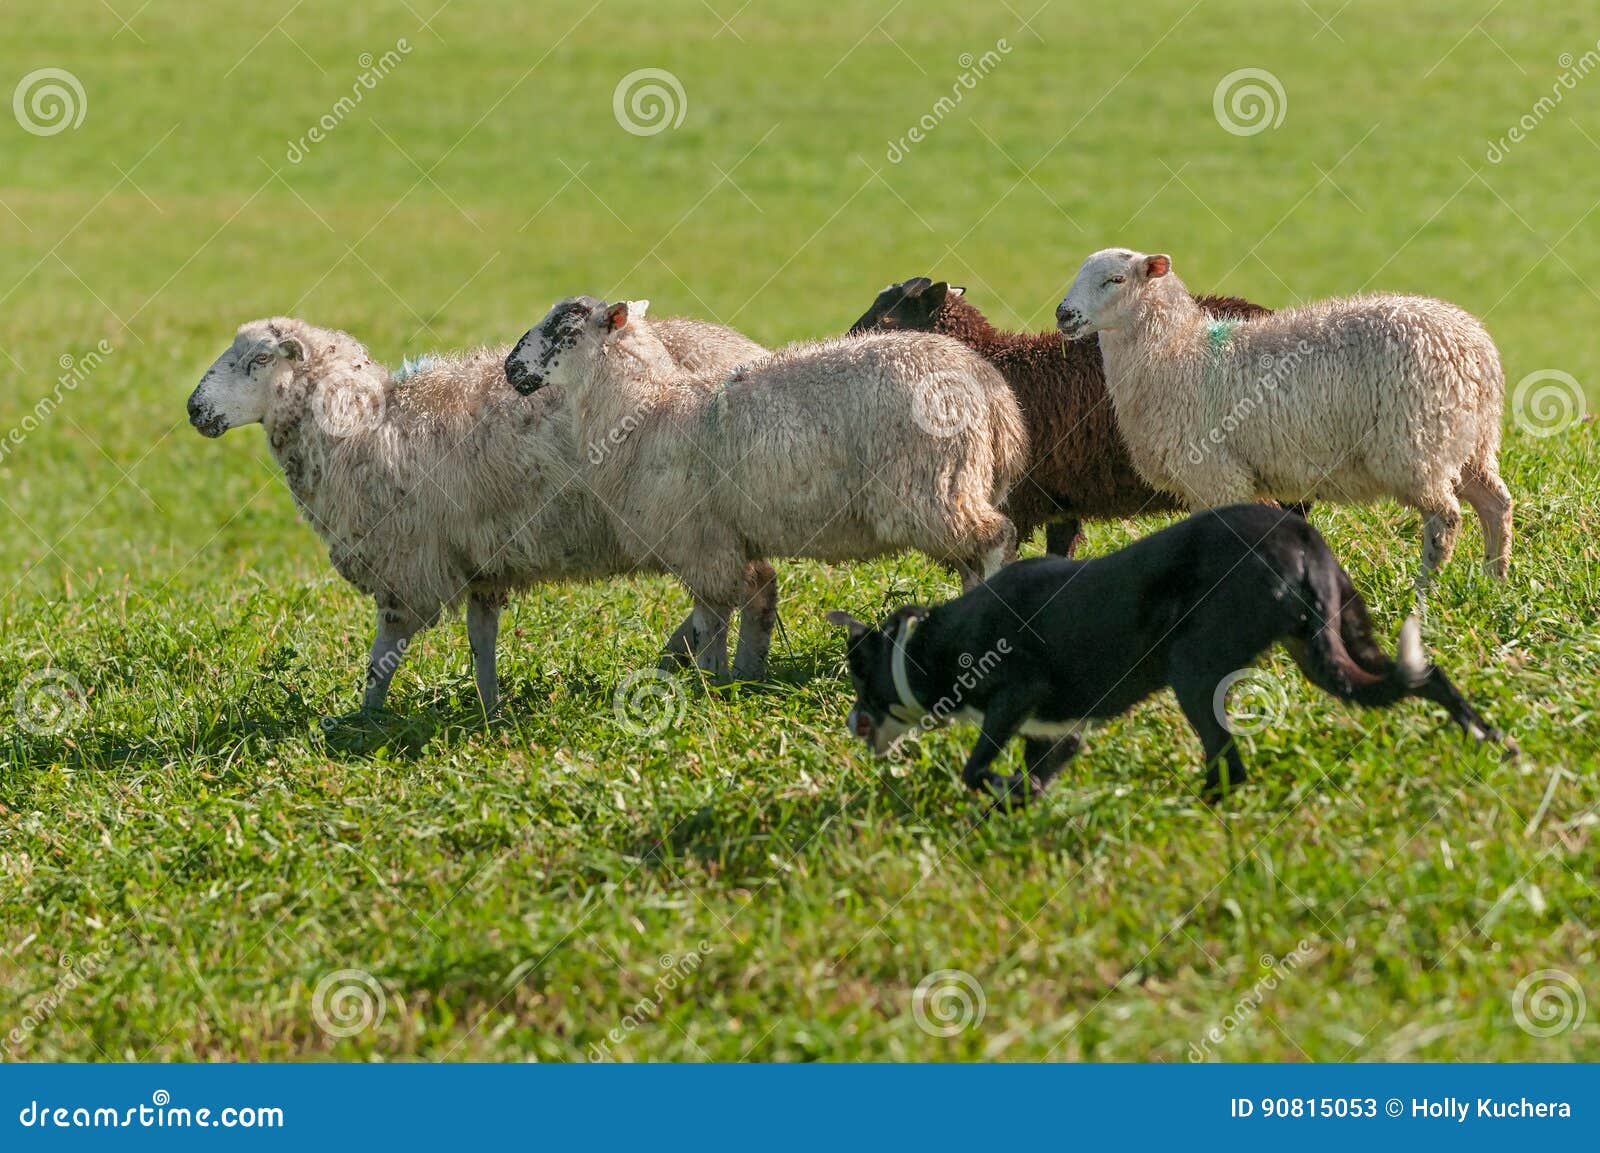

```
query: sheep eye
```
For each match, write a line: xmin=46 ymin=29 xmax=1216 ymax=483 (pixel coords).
xmin=1104 ymin=276 xmax=1125 ymax=286
xmin=252 ymin=354 xmax=273 ymax=367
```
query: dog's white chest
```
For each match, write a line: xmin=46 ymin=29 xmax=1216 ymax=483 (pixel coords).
xmin=953 ymin=707 xmax=1091 ymax=741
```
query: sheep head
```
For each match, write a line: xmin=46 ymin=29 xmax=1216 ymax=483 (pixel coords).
xmin=189 ymin=318 xmax=385 ymax=440
xmin=1055 ymin=248 xmax=1173 ymax=338
xmin=188 ymin=319 xmax=313 ymax=437
xmin=847 ymin=277 xmax=964 ymax=335
xmin=505 ymin=296 xmax=651 ymax=395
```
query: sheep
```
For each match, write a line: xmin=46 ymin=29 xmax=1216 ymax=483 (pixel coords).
xmin=504 ymin=297 xmax=1028 ymax=679
xmin=186 ymin=315 xmax=773 ymax=714
xmin=1055 ymin=249 xmax=1512 ymax=587
xmin=850 ymin=277 xmax=1279 ymax=556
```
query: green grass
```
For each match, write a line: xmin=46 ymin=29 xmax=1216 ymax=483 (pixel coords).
xmin=2 ymin=0 xmax=1598 ymax=1060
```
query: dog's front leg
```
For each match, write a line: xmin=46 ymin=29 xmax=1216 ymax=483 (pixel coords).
xmin=959 ymin=690 xmax=1041 ymax=804
xmin=1023 ymin=732 xmax=1082 ymax=791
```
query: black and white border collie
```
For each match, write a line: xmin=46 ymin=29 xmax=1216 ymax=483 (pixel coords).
xmin=828 ymin=505 xmax=1516 ymax=803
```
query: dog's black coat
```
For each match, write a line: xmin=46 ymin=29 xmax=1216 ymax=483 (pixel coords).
xmin=832 ymin=505 xmax=1514 ymax=802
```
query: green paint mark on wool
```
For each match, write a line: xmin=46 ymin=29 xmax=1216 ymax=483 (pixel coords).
xmin=1205 ymin=318 xmax=1242 ymax=354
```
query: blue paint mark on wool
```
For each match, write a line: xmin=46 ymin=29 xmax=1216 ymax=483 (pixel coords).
xmin=393 ymin=354 xmax=438 ymax=383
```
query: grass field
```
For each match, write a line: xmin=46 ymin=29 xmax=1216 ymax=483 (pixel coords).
xmin=2 ymin=0 xmax=1597 ymax=1061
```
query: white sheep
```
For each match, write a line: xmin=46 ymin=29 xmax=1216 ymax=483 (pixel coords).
xmin=504 ymin=297 xmax=1027 ymax=678
xmin=186 ymin=315 xmax=773 ymax=713
xmin=1055 ymin=249 xmax=1512 ymax=586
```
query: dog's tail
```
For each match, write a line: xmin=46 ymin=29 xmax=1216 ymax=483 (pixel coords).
xmin=1289 ymin=545 xmax=1428 ymax=708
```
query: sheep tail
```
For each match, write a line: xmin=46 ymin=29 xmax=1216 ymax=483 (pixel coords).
xmin=1289 ymin=549 xmax=1428 ymax=708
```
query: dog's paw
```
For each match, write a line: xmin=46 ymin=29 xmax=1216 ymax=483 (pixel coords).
xmin=987 ymin=772 xmax=1042 ymax=811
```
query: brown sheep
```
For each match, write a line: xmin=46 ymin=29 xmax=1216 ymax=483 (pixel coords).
xmin=849 ymin=278 xmax=1282 ymax=556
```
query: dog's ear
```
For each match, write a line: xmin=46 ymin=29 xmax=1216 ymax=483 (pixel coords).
xmin=824 ymin=610 xmax=870 ymax=639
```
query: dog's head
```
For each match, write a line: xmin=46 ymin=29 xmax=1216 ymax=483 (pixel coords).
xmin=825 ymin=605 xmax=929 ymax=754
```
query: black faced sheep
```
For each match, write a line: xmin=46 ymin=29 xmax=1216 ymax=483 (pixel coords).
xmin=505 ymin=298 xmax=1027 ymax=680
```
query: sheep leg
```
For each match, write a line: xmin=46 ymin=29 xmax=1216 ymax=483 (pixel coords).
xmin=688 ymin=598 xmax=734 ymax=680
xmin=1457 ymin=466 xmax=1513 ymax=580
xmin=466 ymin=593 xmax=501 ymax=715
xmin=731 ymin=561 xmax=779 ymax=681
xmin=1417 ymin=494 xmax=1462 ymax=590
xmin=362 ymin=606 xmax=419 ymax=711
xmin=959 ymin=515 xmax=1017 ymax=591
xmin=1044 ymin=518 xmax=1083 ymax=558
xmin=661 ymin=613 xmax=699 ymax=670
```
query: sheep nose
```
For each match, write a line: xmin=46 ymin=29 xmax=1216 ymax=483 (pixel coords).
xmin=1054 ymin=301 xmax=1074 ymax=322
xmin=504 ymin=352 xmax=541 ymax=394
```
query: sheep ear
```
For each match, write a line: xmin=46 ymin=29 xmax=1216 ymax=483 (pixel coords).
xmin=602 ymin=302 xmax=630 ymax=332
xmin=948 ymin=285 xmax=966 ymax=297
xmin=276 ymin=335 xmax=306 ymax=361
xmin=923 ymin=282 xmax=950 ymax=310
xmin=1144 ymin=254 xmax=1171 ymax=279
xmin=824 ymin=610 xmax=869 ymax=638
xmin=626 ymin=298 xmax=649 ymax=319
